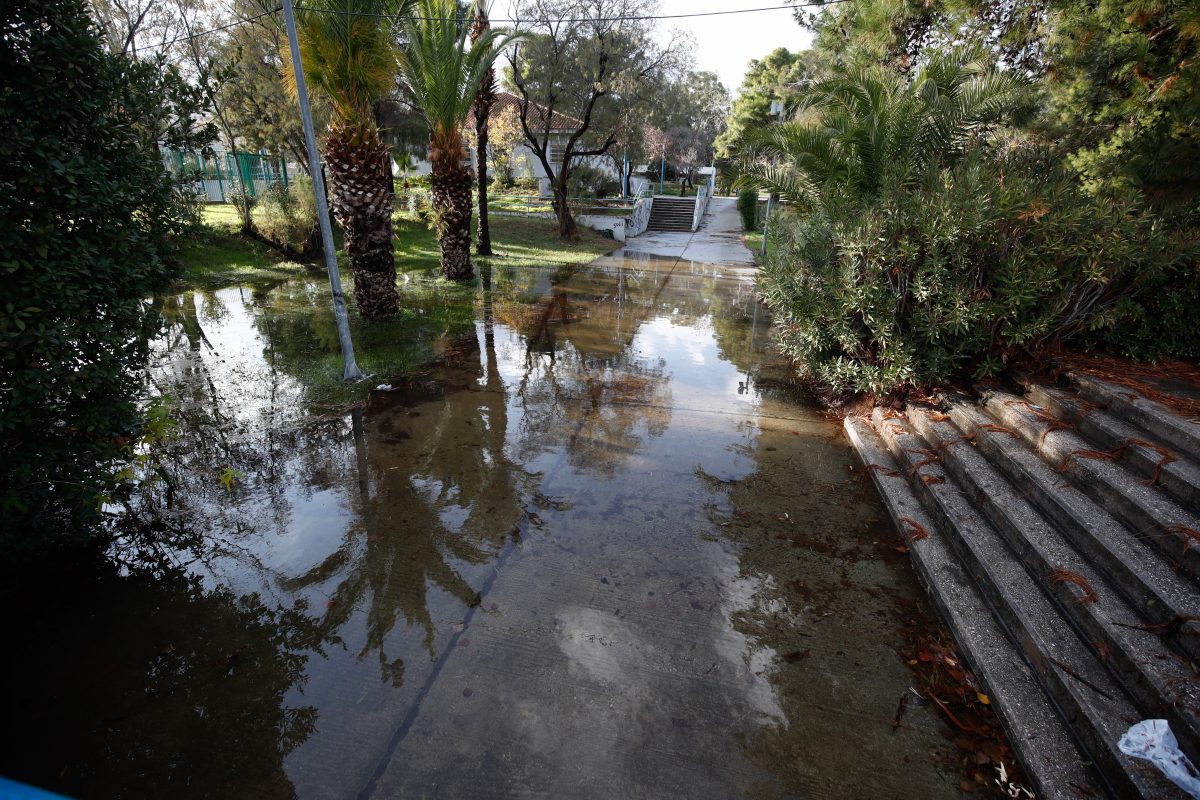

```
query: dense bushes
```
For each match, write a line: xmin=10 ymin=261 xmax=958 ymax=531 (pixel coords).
xmin=567 ymin=164 xmax=620 ymax=198
xmin=252 ymin=177 xmax=321 ymax=256
xmin=742 ymin=49 xmax=1189 ymax=395
xmin=760 ymin=152 xmax=1177 ymax=394
xmin=0 ymin=0 xmax=211 ymax=557
xmin=737 ymin=188 xmax=758 ymax=230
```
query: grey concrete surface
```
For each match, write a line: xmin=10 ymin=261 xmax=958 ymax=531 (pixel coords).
xmin=946 ymin=398 xmax=1200 ymax=654
xmin=1027 ymin=383 xmax=1200 ymax=510
xmin=624 ymin=196 xmax=760 ymax=270
xmin=873 ymin=408 xmax=1177 ymax=799
xmin=844 ymin=418 xmax=1100 ymax=800
xmin=985 ymin=389 xmax=1200 ymax=580
xmin=906 ymin=404 xmax=1200 ymax=761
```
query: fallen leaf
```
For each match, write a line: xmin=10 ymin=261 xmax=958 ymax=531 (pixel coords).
xmin=782 ymin=649 xmax=811 ymax=664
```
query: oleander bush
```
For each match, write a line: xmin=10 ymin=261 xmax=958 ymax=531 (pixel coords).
xmin=740 ymin=47 xmax=1184 ymax=395
xmin=252 ymin=176 xmax=320 ymax=256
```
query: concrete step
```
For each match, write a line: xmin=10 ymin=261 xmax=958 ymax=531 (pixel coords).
xmin=844 ymin=417 xmax=1102 ymax=800
xmin=945 ymin=398 xmax=1200 ymax=662
xmin=983 ymin=390 xmax=1200 ymax=582
xmin=871 ymin=408 xmax=1186 ymax=798
xmin=907 ymin=404 xmax=1200 ymax=762
xmin=1070 ymin=373 xmax=1200 ymax=463
xmin=1026 ymin=383 xmax=1200 ymax=512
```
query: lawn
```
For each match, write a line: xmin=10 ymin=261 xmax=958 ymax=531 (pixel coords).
xmin=179 ymin=203 xmax=618 ymax=288
xmin=744 ymin=230 xmax=766 ymax=256
xmin=392 ymin=210 xmax=618 ymax=274
xmin=175 ymin=207 xmax=310 ymax=288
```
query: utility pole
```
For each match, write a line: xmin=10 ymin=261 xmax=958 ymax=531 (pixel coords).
xmin=761 ymin=193 xmax=771 ymax=255
xmin=659 ymin=142 xmax=665 ymax=195
xmin=762 ymin=100 xmax=785 ymax=257
xmin=281 ymin=0 xmax=363 ymax=381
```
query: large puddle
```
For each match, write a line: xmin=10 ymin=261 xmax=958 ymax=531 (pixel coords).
xmin=5 ymin=249 xmax=961 ymax=798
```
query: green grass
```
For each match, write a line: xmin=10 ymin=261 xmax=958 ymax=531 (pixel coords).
xmin=744 ymin=231 xmax=767 ymax=257
xmin=391 ymin=210 xmax=618 ymax=276
xmin=175 ymin=224 xmax=310 ymax=288
xmin=201 ymin=203 xmax=245 ymax=231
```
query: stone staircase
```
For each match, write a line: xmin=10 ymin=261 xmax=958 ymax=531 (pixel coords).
xmin=646 ymin=196 xmax=695 ymax=232
xmin=845 ymin=373 xmax=1200 ymax=799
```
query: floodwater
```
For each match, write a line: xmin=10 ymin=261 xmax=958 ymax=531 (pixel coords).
xmin=4 ymin=206 xmax=961 ymax=798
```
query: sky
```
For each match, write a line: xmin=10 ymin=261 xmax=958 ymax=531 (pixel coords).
xmin=657 ymin=0 xmax=814 ymax=92
xmin=494 ymin=1 xmax=816 ymax=96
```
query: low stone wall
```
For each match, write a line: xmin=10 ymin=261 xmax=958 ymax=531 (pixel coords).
xmin=578 ymin=214 xmax=626 ymax=242
xmin=626 ymin=195 xmax=653 ymax=237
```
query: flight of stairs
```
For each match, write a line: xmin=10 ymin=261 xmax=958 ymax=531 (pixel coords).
xmin=646 ymin=196 xmax=695 ymax=232
xmin=846 ymin=372 xmax=1200 ymax=799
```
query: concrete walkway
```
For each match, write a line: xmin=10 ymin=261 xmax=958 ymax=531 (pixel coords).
xmin=626 ymin=196 xmax=757 ymax=269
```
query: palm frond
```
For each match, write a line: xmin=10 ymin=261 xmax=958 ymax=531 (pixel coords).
xmin=736 ymin=47 xmax=1027 ymax=211
xmin=397 ymin=0 xmax=524 ymax=153
xmin=285 ymin=0 xmax=412 ymax=126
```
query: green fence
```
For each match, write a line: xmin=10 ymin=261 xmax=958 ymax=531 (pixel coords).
xmin=164 ymin=148 xmax=291 ymax=202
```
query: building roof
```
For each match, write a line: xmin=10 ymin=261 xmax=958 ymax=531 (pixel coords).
xmin=467 ymin=91 xmax=583 ymax=132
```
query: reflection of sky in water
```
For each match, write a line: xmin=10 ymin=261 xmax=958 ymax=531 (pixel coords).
xmin=78 ymin=251 xmax=943 ymax=800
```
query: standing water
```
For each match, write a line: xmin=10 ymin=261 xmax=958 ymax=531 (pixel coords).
xmin=5 ymin=200 xmax=962 ymax=798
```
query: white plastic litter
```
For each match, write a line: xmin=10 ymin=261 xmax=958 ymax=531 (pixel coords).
xmin=1118 ymin=719 xmax=1200 ymax=798
xmin=376 ymin=384 xmax=393 ymax=391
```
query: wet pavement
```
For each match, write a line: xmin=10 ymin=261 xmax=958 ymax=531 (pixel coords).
xmin=4 ymin=199 xmax=961 ymax=799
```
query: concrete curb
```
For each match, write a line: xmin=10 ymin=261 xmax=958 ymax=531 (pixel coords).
xmin=844 ymin=417 xmax=1100 ymax=800
xmin=872 ymin=408 xmax=1175 ymax=799
xmin=907 ymin=404 xmax=1200 ymax=763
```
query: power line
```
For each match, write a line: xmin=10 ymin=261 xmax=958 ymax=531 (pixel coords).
xmin=130 ymin=6 xmax=281 ymax=54
xmin=293 ymin=1 xmax=850 ymax=23
xmin=131 ymin=0 xmax=849 ymax=53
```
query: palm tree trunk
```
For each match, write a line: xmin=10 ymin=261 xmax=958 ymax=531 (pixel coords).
xmin=431 ymin=154 xmax=474 ymax=281
xmin=471 ymin=9 xmax=496 ymax=256
xmin=475 ymin=113 xmax=492 ymax=255
xmin=325 ymin=122 xmax=400 ymax=318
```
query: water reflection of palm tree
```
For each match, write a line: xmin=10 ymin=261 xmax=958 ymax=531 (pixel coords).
xmin=282 ymin=297 xmax=533 ymax=683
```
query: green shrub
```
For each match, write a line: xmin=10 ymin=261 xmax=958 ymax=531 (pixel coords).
xmin=737 ymin=188 xmax=758 ymax=230
xmin=568 ymin=164 xmax=619 ymax=198
xmin=0 ymin=0 xmax=213 ymax=558
xmin=251 ymin=176 xmax=318 ymax=253
xmin=1085 ymin=210 xmax=1200 ymax=362
xmin=511 ymin=176 xmax=540 ymax=194
xmin=760 ymin=152 xmax=1178 ymax=395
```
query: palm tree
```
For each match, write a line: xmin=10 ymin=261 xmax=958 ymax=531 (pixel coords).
xmin=287 ymin=0 xmax=404 ymax=318
xmin=736 ymin=48 xmax=1025 ymax=212
xmin=471 ymin=4 xmax=497 ymax=256
xmin=397 ymin=0 xmax=518 ymax=281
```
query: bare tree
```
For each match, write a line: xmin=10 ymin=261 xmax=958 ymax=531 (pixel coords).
xmin=507 ymin=0 xmax=687 ymax=239
xmin=90 ymin=0 xmax=188 ymax=55
xmin=172 ymin=0 xmax=255 ymax=232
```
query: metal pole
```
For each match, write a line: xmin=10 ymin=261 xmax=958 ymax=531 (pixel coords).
xmin=659 ymin=144 xmax=665 ymax=195
xmin=761 ymin=194 xmax=771 ymax=255
xmin=281 ymin=0 xmax=363 ymax=381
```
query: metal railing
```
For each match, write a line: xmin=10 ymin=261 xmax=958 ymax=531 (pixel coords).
xmin=162 ymin=148 xmax=291 ymax=202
